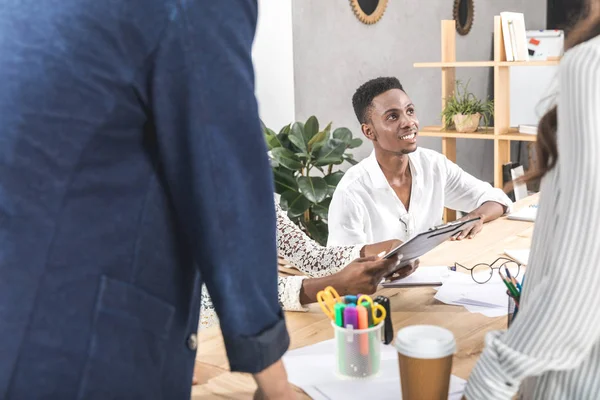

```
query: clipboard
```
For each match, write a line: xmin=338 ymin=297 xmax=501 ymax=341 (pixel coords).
xmin=383 ymin=216 xmax=481 ymax=276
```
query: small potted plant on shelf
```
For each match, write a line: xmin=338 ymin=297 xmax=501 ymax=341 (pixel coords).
xmin=263 ymin=116 xmax=362 ymax=246
xmin=441 ymin=80 xmax=494 ymax=133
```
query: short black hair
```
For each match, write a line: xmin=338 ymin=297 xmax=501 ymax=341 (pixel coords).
xmin=352 ymin=77 xmax=405 ymax=124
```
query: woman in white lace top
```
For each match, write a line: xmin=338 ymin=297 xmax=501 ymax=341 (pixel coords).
xmin=199 ymin=202 xmax=408 ymax=329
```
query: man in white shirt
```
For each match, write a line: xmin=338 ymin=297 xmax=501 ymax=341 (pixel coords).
xmin=328 ymin=77 xmax=512 ymax=246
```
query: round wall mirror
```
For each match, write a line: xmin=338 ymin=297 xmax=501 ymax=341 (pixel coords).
xmin=350 ymin=0 xmax=388 ymax=25
xmin=453 ymin=0 xmax=474 ymax=35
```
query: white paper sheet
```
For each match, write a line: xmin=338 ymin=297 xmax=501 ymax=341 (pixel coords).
xmin=433 ymin=268 xmax=519 ymax=316
xmin=382 ymin=266 xmax=456 ymax=287
xmin=507 ymin=205 xmax=537 ymax=222
xmin=504 ymin=248 xmax=530 ymax=266
xmin=283 ymin=339 xmax=466 ymax=400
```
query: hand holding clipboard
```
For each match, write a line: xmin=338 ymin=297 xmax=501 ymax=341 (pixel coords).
xmin=382 ymin=216 xmax=482 ymax=278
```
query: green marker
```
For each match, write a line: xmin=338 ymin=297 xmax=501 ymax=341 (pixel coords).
xmin=334 ymin=303 xmax=347 ymax=375
xmin=334 ymin=302 xmax=346 ymax=327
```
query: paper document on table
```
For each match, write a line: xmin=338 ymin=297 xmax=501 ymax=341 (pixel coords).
xmin=504 ymin=248 xmax=530 ymax=265
xmin=507 ymin=205 xmax=537 ymax=222
xmin=382 ymin=266 xmax=456 ymax=287
xmin=434 ymin=269 xmax=518 ymax=317
xmin=282 ymin=339 xmax=466 ymax=400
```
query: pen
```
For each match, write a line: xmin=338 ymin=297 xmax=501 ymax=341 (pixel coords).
xmin=499 ymin=271 xmax=520 ymax=305
xmin=504 ymin=266 xmax=520 ymax=290
xmin=345 ymin=295 xmax=357 ymax=304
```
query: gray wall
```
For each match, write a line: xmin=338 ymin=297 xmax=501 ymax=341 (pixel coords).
xmin=292 ymin=1 xmax=546 ymax=183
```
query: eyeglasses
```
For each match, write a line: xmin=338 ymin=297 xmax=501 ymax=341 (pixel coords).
xmin=451 ymin=257 xmax=521 ymax=284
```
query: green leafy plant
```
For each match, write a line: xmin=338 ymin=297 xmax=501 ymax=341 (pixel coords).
xmin=263 ymin=116 xmax=362 ymax=246
xmin=441 ymin=79 xmax=494 ymax=130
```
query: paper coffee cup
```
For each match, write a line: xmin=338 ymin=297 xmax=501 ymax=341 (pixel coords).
xmin=395 ymin=325 xmax=456 ymax=400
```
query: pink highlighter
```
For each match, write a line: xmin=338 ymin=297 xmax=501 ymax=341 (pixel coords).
xmin=356 ymin=304 xmax=369 ymax=355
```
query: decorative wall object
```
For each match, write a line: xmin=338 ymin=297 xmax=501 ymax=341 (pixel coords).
xmin=453 ymin=0 xmax=475 ymax=35
xmin=350 ymin=0 xmax=388 ymax=25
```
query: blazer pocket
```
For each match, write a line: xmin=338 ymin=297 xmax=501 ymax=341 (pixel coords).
xmin=77 ymin=276 xmax=176 ymax=400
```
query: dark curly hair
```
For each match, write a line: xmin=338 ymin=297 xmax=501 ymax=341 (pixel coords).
xmin=352 ymin=77 xmax=406 ymax=124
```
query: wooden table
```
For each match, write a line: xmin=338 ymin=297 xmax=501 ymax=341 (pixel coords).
xmin=192 ymin=195 xmax=538 ymax=399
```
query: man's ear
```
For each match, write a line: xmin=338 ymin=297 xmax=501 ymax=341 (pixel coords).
xmin=361 ymin=123 xmax=376 ymax=142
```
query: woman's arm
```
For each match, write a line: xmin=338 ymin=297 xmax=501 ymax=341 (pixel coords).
xmin=276 ymin=203 xmax=362 ymax=277
xmin=465 ymin=40 xmax=600 ymax=399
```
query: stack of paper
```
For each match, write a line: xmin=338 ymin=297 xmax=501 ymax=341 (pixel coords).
xmin=382 ymin=266 xmax=457 ymax=288
xmin=504 ymin=249 xmax=530 ymax=266
xmin=434 ymin=269 xmax=518 ymax=317
xmin=282 ymin=339 xmax=466 ymax=400
xmin=507 ymin=205 xmax=537 ymax=222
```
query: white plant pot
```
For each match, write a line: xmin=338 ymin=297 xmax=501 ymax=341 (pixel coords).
xmin=453 ymin=113 xmax=481 ymax=133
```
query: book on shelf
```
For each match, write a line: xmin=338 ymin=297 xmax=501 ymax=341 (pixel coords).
xmin=518 ymin=124 xmax=537 ymax=135
xmin=500 ymin=12 xmax=529 ymax=61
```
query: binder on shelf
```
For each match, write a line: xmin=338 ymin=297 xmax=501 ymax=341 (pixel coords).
xmin=518 ymin=124 xmax=537 ymax=135
xmin=500 ymin=12 xmax=529 ymax=61
xmin=503 ymin=162 xmax=521 ymax=202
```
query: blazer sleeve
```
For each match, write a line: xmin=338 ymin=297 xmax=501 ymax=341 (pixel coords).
xmin=149 ymin=0 xmax=288 ymax=374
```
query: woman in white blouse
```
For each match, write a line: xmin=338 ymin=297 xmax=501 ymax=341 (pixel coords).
xmin=465 ymin=2 xmax=600 ymax=398
xmin=199 ymin=202 xmax=415 ymax=329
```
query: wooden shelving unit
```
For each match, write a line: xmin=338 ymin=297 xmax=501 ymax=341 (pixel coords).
xmin=419 ymin=126 xmax=537 ymax=142
xmin=415 ymin=17 xmax=557 ymax=221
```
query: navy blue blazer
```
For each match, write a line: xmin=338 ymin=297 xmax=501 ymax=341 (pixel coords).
xmin=0 ymin=0 xmax=289 ymax=398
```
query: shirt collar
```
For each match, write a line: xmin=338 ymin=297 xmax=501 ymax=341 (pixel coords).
xmin=365 ymin=149 xmax=420 ymax=189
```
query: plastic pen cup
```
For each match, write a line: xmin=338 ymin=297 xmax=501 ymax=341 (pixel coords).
xmin=331 ymin=320 xmax=383 ymax=379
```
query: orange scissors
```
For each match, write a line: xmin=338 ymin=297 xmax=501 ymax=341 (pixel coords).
xmin=357 ymin=294 xmax=387 ymax=325
xmin=317 ymin=286 xmax=341 ymax=320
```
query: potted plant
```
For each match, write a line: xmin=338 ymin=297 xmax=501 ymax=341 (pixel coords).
xmin=263 ymin=116 xmax=362 ymax=245
xmin=441 ymin=80 xmax=494 ymax=133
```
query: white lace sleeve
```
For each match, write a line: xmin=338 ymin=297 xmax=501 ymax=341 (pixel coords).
xmin=276 ymin=203 xmax=362 ymax=277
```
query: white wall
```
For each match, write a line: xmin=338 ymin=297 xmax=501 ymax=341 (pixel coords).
xmin=252 ymin=0 xmax=295 ymax=131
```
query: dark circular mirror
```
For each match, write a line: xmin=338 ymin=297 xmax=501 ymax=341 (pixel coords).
xmin=350 ymin=0 xmax=388 ymax=25
xmin=453 ymin=0 xmax=474 ymax=35
xmin=358 ymin=0 xmax=378 ymax=15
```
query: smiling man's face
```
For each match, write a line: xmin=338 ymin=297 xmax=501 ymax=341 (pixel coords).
xmin=362 ymin=88 xmax=419 ymax=155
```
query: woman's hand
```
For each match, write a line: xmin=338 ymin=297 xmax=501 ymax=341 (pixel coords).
xmin=300 ymin=253 xmax=420 ymax=303
xmin=252 ymin=360 xmax=296 ymax=399
xmin=383 ymin=259 xmax=420 ymax=282
xmin=328 ymin=254 xmax=403 ymax=295
xmin=192 ymin=362 xmax=199 ymax=385
xmin=361 ymin=239 xmax=402 ymax=257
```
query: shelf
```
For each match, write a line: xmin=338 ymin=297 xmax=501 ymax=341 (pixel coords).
xmin=497 ymin=60 xmax=560 ymax=67
xmin=414 ymin=60 xmax=560 ymax=68
xmin=419 ymin=126 xmax=537 ymax=142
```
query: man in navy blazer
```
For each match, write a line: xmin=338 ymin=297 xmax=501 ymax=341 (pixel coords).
xmin=0 ymin=0 xmax=293 ymax=398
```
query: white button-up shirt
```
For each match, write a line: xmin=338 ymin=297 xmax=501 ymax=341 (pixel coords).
xmin=327 ymin=148 xmax=513 ymax=246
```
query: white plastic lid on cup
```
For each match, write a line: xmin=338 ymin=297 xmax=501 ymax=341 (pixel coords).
xmin=394 ymin=325 xmax=456 ymax=359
